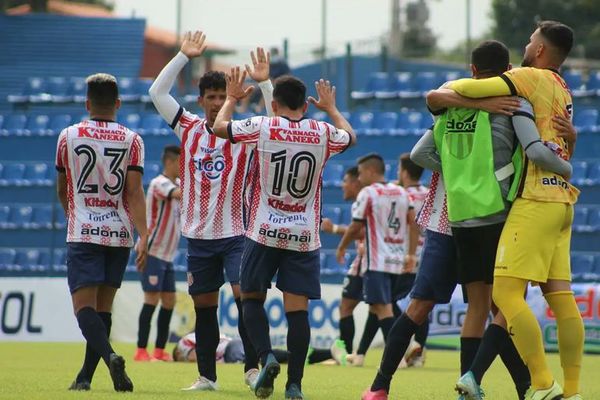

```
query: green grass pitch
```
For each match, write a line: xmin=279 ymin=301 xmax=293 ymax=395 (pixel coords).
xmin=1 ymin=342 xmax=599 ymax=399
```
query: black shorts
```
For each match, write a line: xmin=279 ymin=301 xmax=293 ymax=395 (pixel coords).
xmin=392 ymin=272 xmax=416 ymax=302
xmin=452 ymin=223 xmax=504 ymax=285
xmin=363 ymin=270 xmax=399 ymax=305
xmin=342 ymin=274 xmax=363 ymax=301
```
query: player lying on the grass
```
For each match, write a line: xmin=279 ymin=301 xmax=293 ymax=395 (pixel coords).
xmin=149 ymin=31 xmax=275 ymax=392
xmin=135 ymin=145 xmax=182 ymax=363
xmin=56 ymin=73 xmax=148 ymax=392
xmin=172 ymin=333 xmax=348 ymax=366
xmin=212 ymin=69 xmax=356 ymax=400
xmin=447 ymin=21 xmax=584 ymax=400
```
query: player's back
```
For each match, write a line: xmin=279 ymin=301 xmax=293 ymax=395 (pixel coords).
xmin=56 ymin=119 xmax=144 ymax=247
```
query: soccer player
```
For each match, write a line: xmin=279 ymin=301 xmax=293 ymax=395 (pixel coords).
xmin=148 ymin=31 xmax=274 ymax=391
xmin=448 ymin=22 xmax=584 ymax=400
xmin=134 ymin=145 xmax=181 ymax=362
xmin=321 ymin=166 xmax=380 ymax=366
xmin=336 ymin=154 xmax=419 ymax=345
xmin=56 ymin=73 xmax=148 ymax=392
xmin=212 ymin=70 xmax=356 ymax=399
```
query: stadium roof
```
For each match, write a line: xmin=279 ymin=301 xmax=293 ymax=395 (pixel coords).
xmin=6 ymin=0 xmax=234 ymax=56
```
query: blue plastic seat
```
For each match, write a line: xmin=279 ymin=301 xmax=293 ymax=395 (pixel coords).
xmin=571 ymin=161 xmax=589 ymax=186
xmin=571 ymin=253 xmax=594 ymax=280
xmin=54 ymin=204 xmax=67 ymax=229
xmin=573 ymin=206 xmax=589 ymax=232
xmin=351 ymin=72 xmax=389 ymax=100
xmin=7 ymin=77 xmax=46 ymax=104
xmin=386 ymin=161 xmax=399 ymax=182
xmin=24 ymin=114 xmax=50 ymax=136
xmin=52 ymin=248 xmax=67 ymax=272
xmin=47 ymin=77 xmax=71 ymax=103
xmin=443 ymin=70 xmax=470 ymax=84
xmin=349 ymin=111 xmax=374 ymax=135
xmin=586 ymin=71 xmax=600 ymax=96
xmin=70 ymin=77 xmax=87 ymax=102
xmin=143 ymin=163 xmax=161 ymax=185
xmin=48 ymin=114 xmax=72 ymax=135
xmin=139 ymin=114 xmax=169 ymax=135
xmin=319 ymin=253 xmax=329 ymax=270
xmin=586 ymin=161 xmax=600 ymax=185
xmin=24 ymin=163 xmax=51 ymax=186
xmin=15 ymin=249 xmax=41 ymax=270
xmin=397 ymin=111 xmax=425 ymax=135
xmin=0 ymin=205 xmax=10 ymax=228
xmin=0 ymin=248 xmax=16 ymax=269
xmin=368 ymin=112 xmax=399 ymax=135
xmin=0 ymin=163 xmax=26 ymax=186
xmin=37 ymin=249 xmax=51 ymax=270
xmin=322 ymin=205 xmax=343 ymax=225
xmin=174 ymin=251 xmax=187 ymax=272
xmin=137 ymin=79 xmax=154 ymax=103
xmin=322 ymin=163 xmax=345 ymax=187
xmin=587 ymin=208 xmax=600 ymax=232
xmin=31 ymin=205 xmax=53 ymax=229
xmin=563 ymin=70 xmax=591 ymax=97
xmin=415 ymin=72 xmax=439 ymax=95
xmin=118 ymin=77 xmax=140 ymax=102
xmin=10 ymin=206 xmax=33 ymax=229
xmin=118 ymin=113 xmax=141 ymax=130
xmin=0 ymin=114 xmax=27 ymax=136
xmin=574 ymin=109 xmax=598 ymax=133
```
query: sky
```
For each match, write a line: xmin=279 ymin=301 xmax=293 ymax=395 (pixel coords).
xmin=114 ymin=0 xmax=493 ymax=66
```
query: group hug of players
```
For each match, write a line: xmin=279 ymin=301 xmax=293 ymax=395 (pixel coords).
xmin=55 ymin=18 xmax=584 ymax=400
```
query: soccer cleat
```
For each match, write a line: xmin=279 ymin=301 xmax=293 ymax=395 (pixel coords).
xmin=347 ymin=353 xmax=365 ymax=367
xmin=524 ymin=381 xmax=563 ymax=400
xmin=133 ymin=348 xmax=151 ymax=362
xmin=181 ymin=376 xmax=218 ymax=391
xmin=244 ymin=368 xmax=260 ymax=390
xmin=254 ymin=353 xmax=280 ymax=398
xmin=361 ymin=388 xmax=388 ymax=400
xmin=455 ymin=371 xmax=484 ymax=400
xmin=68 ymin=379 xmax=90 ymax=391
xmin=108 ymin=354 xmax=134 ymax=392
xmin=285 ymin=383 xmax=304 ymax=399
xmin=330 ymin=339 xmax=348 ymax=366
xmin=398 ymin=339 xmax=422 ymax=369
xmin=305 ymin=346 xmax=314 ymax=365
xmin=563 ymin=395 xmax=583 ymax=400
xmin=152 ymin=348 xmax=173 ymax=362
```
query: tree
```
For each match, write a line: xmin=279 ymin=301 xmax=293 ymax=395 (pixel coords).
xmin=492 ymin=0 xmax=600 ymax=59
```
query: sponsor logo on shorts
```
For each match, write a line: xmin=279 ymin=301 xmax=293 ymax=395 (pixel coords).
xmin=84 ymin=197 xmax=119 ymax=208
xmin=268 ymin=212 xmax=308 ymax=226
xmin=541 ymin=175 xmax=569 ymax=190
xmin=258 ymin=227 xmax=311 ymax=242
xmin=80 ymin=226 xmax=130 ymax=238
xmin=268 ymin=199 xmax=306 ymax=213
xmin=148 ymin=275 xmax=159 ymax=286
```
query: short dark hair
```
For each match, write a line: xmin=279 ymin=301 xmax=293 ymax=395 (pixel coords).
xmin=471 ymin=40 xmax=510 ymax=75
xmin=86 ymin=73 xmax=118 ymax=108
xmin=357 ymin=153 xmax=385 ymax=175
xmin=162 ymin=145 xmax=181 ymax=164
xmin=537 ymin=20 xmax=574 ymax=61
xmin=345 ymin=166 xmax=359 ymax=179
xmin=273 ymin=75 xmax=306 ymax=110
xmin=399 ymin=153 xmax=423 ymax=180
xmin=198 ymin=71 xmax=226 ymax=97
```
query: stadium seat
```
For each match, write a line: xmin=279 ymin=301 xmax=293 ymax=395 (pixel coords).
xmin=118 ymin=113 xmax=141 ymax=130
xmin=0 ymin=114 xmax=27 ymax=136
xmin=143 ymin=163 xmax=161 ymax=185
xmin=373 ymin=73 xmax=402 ymax=100
xmin=0 ymin=248 xmax=16 ymax=269
xmin=48 ymin=114 xmax=72 ymax=135
xmin=571 ymin=253 xmax=594 ymax=280
xmin=24 ymin=163 xmax=51 ymax=186
xmin=397 ymin=111 xmax=425 ymax=135
xmin=587 ymin=208 xmax=600 ymax=232
xmin=31 ymin=205 xmax=53 ymax=229
xmin=562 ymin=70 xmax=591 ymax=97
xmin=586 ymin=71 xmax=600 ymax=96
xmin=319 ymin=253 xmax=329 ymax=271
xmin=573 ymin=206 xmax=589 ymax=232
xmin=37 ymin=249 xmax=51 ymax=270
xmin=367 ymin=112 xmax=399 ymax=135
xmin=70 ymin=77 xmax=87 ymax=103
xmin=9 ymin=206 xmax=33 ymax=229
xmin=571 ymin=161 xmax=588 ymax=186
xmin=586 ymin=161 xmax=600 ymax=185
xmin=139 ymin=114 xmax=169 ymax=135
xmin=54 ymin=204 xmax=67 ymax=229
xmin=395 ymin=72 xmax=421 ymax=98
xmin=7 ymin=77 xmax=46 ymax=104
xmin=322 ymin=205 xmax=343 ymax=225
xmin=173 ymin=251 xmax=187 ymax=272
xmin=386 ymin=161 xmax=399 ymax=182
xmin=574 ymin=109 xmax=598 ymax=133
xmin=0 ymin=205 xmax=10 ymax=229
xmin=52 ymin=248 xmax=67 ymax=272
xmin=24 ymin=114 xmax=50 ymax=136
xmin=351 ymin=72 xmax=389 ymax=100
xmin=118 ymin=77 xmax=140 ymax=102
xmin=326 ymin=251 xmax=352 ymax=274
xmin=137 ymin=78 xmax=154 ymax=103
xmin=322 ymin=163 xmax=345 ymax=187
xmin=443 ymin=70 xmax=470 ymax=83
xmin=15 ymin=249 xmax=42 ymax=271
xmin=0 ymin=163 xmax=26 ymax=186
xmin=47 ymin=77 xmax=71 ymax=103
xmin=349 ymin=111 xmax=374 ymax=134
xmin=414 ymin=72 xmax=439 ymax=95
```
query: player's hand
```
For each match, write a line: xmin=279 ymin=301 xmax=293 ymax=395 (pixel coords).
xmin=181 ymin=30 xmax=207 ymax=59
xmin=135 ymin=235 xmax=149 ymax=272
xmin=336 ymin=246 xmax=346 ymax=265
xmin=478 ymin=96 xmax=521 ymax=116
xmin=554 ymin=115 xmax=577 ymax=157
xmin=226 ymin=66 xmax=254 ymax=100
xmin=404 ymin=254 xmax=417 ymax=273
xmin=321 ymin=218 xmax=334 ymax=233
xmin=245 ymin=47 xmax=270 ymax=83
xmin=308 ymin=79 xmax=337 ymax=113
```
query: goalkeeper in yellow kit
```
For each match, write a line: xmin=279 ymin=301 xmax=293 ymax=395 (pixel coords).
xmin=449 ymin=21 xmax=584 ymax=400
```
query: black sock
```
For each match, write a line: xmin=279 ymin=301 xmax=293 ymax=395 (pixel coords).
xmin=308 ymin=349 xmax=333 ymax=364
xmin=242 ymin=299 xmax=272 ymax=366
xmin=470 ymin=324 xmax=504 ymax=383
xmin=195 ymin=306 xmax=219 ymax=382
xmin=357 ymin=312 xmax=379 ymax=355
xmin=339 ymin=315 xmax=355 ymax=354
xmin=414 ymin=317 xmax=429 ymax=348
xmin=371 ymin=313 xmax=419 ymax=393
xmin=286 ymin=310 xmax=310 ymax=391
xmin=76 ymin=311 xmax=112 ymax=383
xmin=76 ymin=307 xmax=114 ymax=366
xmin=460 ymin=337 xmax=482 ymax=376
xmin=137 ymin=303 xmax=156 ymax=349
xmin=272 ymin=348 xmax=289 ymax=363
xmin=379 ymin=317 xmax=394 ymax=341
xmin=155 ymin=307 xmax=173 ymax=349
xmin=236 ymin=298 xmax=259 ymax=372
xmin=497 ymin=328 xmax=530 ymax=399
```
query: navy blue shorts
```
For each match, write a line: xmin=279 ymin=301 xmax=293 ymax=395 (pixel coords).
xmin=393 ymin=272 xmax=417 ymax=302
xmin=411 ymin=229 xmax=458 ymax=304
xmin=342 ymin=274 xmax=363 ymax=301
xmin=66 ymin=242 xmax=130 ymax=294
xmin=187 ymin=236 xmax=244 ymax=295
xmin=141 ymin=255 xmax=176 ymax=293
xmin=240 ymin=238 xmax=321 ymax=299
xmin=363 ymin=270 xmax=398 ymax=305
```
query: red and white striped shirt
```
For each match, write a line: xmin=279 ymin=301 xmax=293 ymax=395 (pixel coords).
xmin=416 ymin=172 xmax=451 ymax=236
xmin=173 ymin=109 xmax=253 ymax=240
xmin=405 ymin=184 xmax=429 ymax=260
xmin=55 ymin=120 xmax=144 ymax=247
xmin=352 ymin=182 xmax=413 ymax=274
xmin=347 ymin=238 xmax=366 ymax=276
xmin=146 ymin=174 xmax=181 ymax=262
xmin=229 ymin=116 xmax=351 ymax=252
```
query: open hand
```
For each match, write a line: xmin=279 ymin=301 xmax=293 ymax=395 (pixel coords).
xmin=226 ymin=67 xmax=254 ymax=100
xmin=321 ymin=218 xmax=334 ymax=233
xmin=308 ymin=79 xmax=337 ymax=113
xmin=336 ymin=246 xmax=346 ymax=265
xmin=181 ymin=31 xmax=207 ymax=59
xmin=478 ymin=96 xmax=521 ymax=116
xmin=245 ymin=47 xmax=271 ymax=82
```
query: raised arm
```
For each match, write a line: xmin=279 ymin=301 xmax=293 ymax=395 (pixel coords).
xmin=447 ymin=76 xmax=512 ymax=99
xmin=308 ymin=79 xmax=356 ymax=147
xmin=213 ymin=67 xmax=254 ymax=139
xmin=426 ymin=88 xmax=520 ymax=115
xmin=245 ymin=47 xmax=275 ymax=117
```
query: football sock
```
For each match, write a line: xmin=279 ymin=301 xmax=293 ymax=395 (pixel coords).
xmin=194 ymin=306 xmax=219 ymax=382
xmin=414 ymin=317 xmax=429 ymax=348
xmin=371 ymin=313 xmax=419 ymax=393
xmin=494 ymin=277 xmax=553 ymax=390
xmin=379 ymin=317 xmax=394 ymax=341
xmin=137 ymin=303 xmax=156 ymax=349
xmin=470 ymin=324 xmax=503 ymax=383
xmin=339 ymin=315 xmax=355 ymax=354
xmin=545 ymin=291 xmax=584 ymax=397
xmin=155 ymin=307 xmax=173 ymax=349
xmin=76 ymin=307 xmax=114 ymax=366
xmin=357 ymin=312 xmax=379 ymax=355
xmin=77 ymin=311 xmax=112 ymax=383
xmin=460 ymin=337 xmax=482 ymax=376
xmin=308 ymin=349 xmax=333 ymax=364
xmin=498 ymin=328 xmax=531 ymax=400
xmin=286 ymin=311 xmax=310 ymax=391
xmin=235 ymin=298 xmax=259 ymax=372
xmin=242 ymin=299 xmax=272 ymax=366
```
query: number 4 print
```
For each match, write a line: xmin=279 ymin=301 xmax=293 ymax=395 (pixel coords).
xmin=387 ymin=201 xmax=401 ymax=234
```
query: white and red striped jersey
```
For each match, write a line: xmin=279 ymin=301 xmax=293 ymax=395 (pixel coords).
xmin=229 ymin=116 xmax=352 ymax=252
xmin=416 ymin=172 xmax=451 ymax=236
xmin=55 ymin=119 xmax=144 ymax=247
xmin=347 ymin=238 xmax=366 ymax=276
xmin=176 ymin=333 xmax=232 ymax=362
xmin=405 ymin=184 xmax=429 ymax=260
xmin=173 ymin=109 xmax=253 ymax=240
xmin=352 ymin=182 xmax=413 ymax=274
xmin=146 ymin=174 xmax=181 ymax=262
